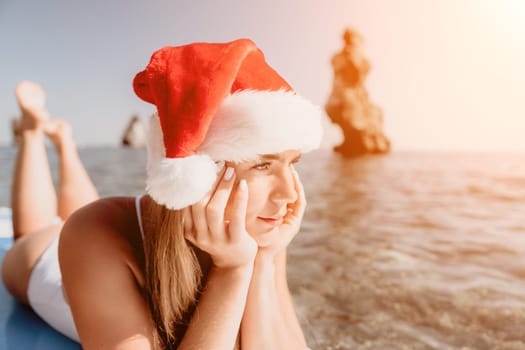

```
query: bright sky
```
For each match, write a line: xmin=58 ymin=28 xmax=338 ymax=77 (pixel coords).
xmin=1 ymin=0 xmax=524 ymax=150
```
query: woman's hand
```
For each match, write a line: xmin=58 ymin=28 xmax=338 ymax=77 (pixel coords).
xmin=183 ymin=166 xmax=258 ymax=270
xmin=258 ymin=168 xmax=307 ymax=260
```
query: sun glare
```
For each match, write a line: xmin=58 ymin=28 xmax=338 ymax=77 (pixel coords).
xmin=482 ymin=0 xmax=525 ymax=23
xmin=502 ymin=0 xmax=525 ymax=17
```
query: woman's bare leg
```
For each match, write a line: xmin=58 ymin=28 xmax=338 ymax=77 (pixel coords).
xmin=2 ymin=81 xmax=61 ymax=304
xmin=10 ymin=81 xmax=57 ymax=240
xmin=45 ymin=120 xmax=99 ymax=220
xmin=3 ymin=80 xmax=98 ymax=305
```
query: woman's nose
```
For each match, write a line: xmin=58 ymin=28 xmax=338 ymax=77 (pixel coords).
xmin=270 ymin=168 xmax=297 ymax=203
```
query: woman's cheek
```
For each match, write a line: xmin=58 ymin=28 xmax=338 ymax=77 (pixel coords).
xmin=245 ymin=185 xmax=260 ymax=216
xmin=245 ymin=180 xmax=268 ymax=217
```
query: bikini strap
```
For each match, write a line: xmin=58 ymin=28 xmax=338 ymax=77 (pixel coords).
xmin=135 ymin=195 xmax=145 ymax=244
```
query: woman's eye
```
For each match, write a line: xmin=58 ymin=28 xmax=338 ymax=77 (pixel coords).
xmin=252 ymin=162 xmax=271 ymax=170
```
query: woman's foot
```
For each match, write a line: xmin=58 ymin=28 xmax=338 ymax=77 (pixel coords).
xmin=15 ymin=80 xmax=50 ymax=131
xmin=44 ymin=120 xmax=74 ymax=152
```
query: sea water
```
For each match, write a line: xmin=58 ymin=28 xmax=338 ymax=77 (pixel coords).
xmin=1 ymin=146 xmax=525 ymax=349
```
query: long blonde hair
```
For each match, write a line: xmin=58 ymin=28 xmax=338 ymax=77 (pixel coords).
xmin=142 ymin=199 xmax=241 ymax=349
xmin=144 ymin=200 xmax=240 ymax=350
xmin=142 ymin=200 xmax=202 ymax=348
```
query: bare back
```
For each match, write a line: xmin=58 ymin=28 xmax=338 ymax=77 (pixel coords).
xmin=58 ymin=197 xmax=211 ymax=349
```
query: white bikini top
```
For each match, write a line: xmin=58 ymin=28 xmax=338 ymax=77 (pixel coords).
xmin=135 ymin=195 xmax=145 ymax=243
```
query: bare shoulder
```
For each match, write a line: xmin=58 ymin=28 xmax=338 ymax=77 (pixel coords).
xmin=59 ymin=196 xmax=146 ymax=289
xmin=59 ymin=197 xmax=140 ymax=258
xmin=61 ymin=196 xmax=136 ymax=234
xmin=59 ymin=197 xmax=155 ymax=349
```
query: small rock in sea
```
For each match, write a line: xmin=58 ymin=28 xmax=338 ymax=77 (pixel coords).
xmin=121 ymin=115 xmax=146 ymax=148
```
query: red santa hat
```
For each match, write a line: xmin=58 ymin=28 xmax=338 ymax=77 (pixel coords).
xmin=133 ymin=38 xmax=323 ymax=210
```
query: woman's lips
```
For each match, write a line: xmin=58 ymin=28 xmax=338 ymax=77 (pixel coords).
xmin=258 ymin=216 xmax=283 ymax=226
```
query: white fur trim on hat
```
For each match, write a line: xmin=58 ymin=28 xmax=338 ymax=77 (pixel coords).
xmin=145 ymin=90 xmax=322 ymax=210
xmin=199 ymin=89 xmax=323 ymax=162
xmin=146 ymin=115 xmax=218 ymax=210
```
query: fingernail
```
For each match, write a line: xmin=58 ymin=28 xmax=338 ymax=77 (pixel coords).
xmin=215 ymin=160 xmax=225 ymax=173
xmin=239 ymin=179 xmax=247 ymax=191
xmin=224 ymin=167 xmax=234 ymax=181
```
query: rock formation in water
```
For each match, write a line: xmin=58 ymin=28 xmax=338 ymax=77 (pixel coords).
xmin=325 ymin=28 xmax=390 ymax=157
xmin=121 ymin=115 xmax=146 ymax=148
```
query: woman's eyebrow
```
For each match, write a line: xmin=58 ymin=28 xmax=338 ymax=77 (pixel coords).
xmin=260 ymin=154 xmax=302 ymax=162
xmin=260 ymin=154 xmax=280 ymax=160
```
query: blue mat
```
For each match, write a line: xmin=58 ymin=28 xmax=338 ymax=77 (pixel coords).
xmin=0 ymin=236 xmax=81 ymax=349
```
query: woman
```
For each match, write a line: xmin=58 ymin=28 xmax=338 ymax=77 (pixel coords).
xmin=2 ymin=39 xmax=323 ymax=349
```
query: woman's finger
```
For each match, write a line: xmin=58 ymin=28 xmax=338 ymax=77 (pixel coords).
xmin=192 ymin=197 xmax=210 ymax=239
xmin=294 ymin=168 xmax=306 ymax=213
xmin=191 ymin=163 xmax=227 ymax=237
xmin=206 ymin=167 xmax=236 ymax=234
xmin=228 ymin=179 xmax=249 ymax=239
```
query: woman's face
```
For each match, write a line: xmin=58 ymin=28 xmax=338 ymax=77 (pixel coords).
xmin=225 ymin=150 xmax=301 ymax=247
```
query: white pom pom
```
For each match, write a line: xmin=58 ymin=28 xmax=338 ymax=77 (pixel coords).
xmin=146 ymin=154 xmax=217 ymax=210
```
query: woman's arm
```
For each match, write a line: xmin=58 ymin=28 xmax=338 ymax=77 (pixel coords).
xmin=177 ymin=265 xmax=253 ymax=350
xmin=240 ymin=168 xmax=309 ymax=349
xmin=240 ymin=249 xmax=307 ymax=350
xmin=181 ymin=169 xmax=258 ymax=349
xmin=274 ymin=250 xmax=307 ymax=342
